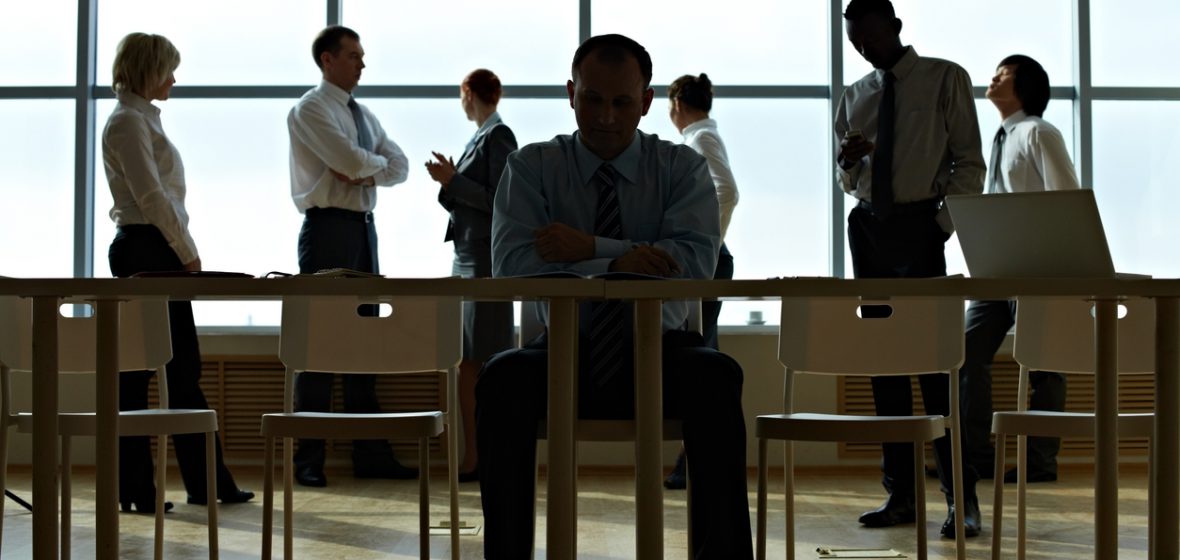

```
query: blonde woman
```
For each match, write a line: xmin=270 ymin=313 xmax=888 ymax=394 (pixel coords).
xmin=103 ymin=32 xmax=252 ymax=511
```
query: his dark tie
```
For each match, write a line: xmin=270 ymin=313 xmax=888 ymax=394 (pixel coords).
xmin=347 ymin=96 xmax=373 ymax=151
xmin=988 ymin=126 xmax=1007 ymax=194
xmin=589 ymin=164 xmax=626 ymax=388
xmin=871 ymin=72 xmax=896 ymax=219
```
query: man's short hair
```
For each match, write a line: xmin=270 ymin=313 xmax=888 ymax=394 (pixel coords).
xmin=844 ymin=0 xmax=897 ymax=20
xmin=571 ymin=34 xmax=653 ymax=89
xmin=111 ymin=32 xmax=180 ymax=95
xmin=999 ymin=54 xmax=1051 ymax=117
xmin=312 ymin=26 xmax=360 ymax=69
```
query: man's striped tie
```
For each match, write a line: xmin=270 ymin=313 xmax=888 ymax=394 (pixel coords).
xmin=589 ymin=164 xmax=626 ymax=387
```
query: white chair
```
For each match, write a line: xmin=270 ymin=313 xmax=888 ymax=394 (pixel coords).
xmin=0 ymin=296 xmax=219 ymax=560
xmin=262 ymin=295 xmax=462 ymax=560
xmin=990 ymin=297 xmax=1156 ymax=560
xmin=756 ymin=296 xmax=968 ymax=560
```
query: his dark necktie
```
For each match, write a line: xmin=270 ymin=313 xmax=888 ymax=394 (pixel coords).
xmin=988 ymin=126 xmax=1007 ymax=194
xmin=347 ymin=96 xmax=373 ymax=151
xmin=588 ymin=164 xmax=626 ymax=388
xmin=871 ymin=72 xmax=896 ymax=219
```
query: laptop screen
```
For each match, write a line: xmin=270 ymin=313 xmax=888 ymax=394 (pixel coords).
xmin=946 ymin=190 xmax=1116 ymax=278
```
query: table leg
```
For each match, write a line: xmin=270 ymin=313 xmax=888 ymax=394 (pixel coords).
xmin=95 ymin=299 xmax=120 ymax=559
xmin=1153 ymin=297 xmax=1179 ymax=560
xmin=1094 ymin=298 xmax=1118 ymax=559
xmin=546 ymin=297 xmax=577 ymax=560
xmin=634 ymin=299 xmax=663 ymax=559
xmin=31 ymin=297 xmax=59 ymax=560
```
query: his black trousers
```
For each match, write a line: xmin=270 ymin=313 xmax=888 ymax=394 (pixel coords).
xmin=108 ymin=224 xmax=238 ymax=501
xmin=961 ymin=299 xmax=1066 ymax=476
xmin=294 ymin=207 xmax=396 ymax=470
xmin=476 ymin=329 xmax=753 ymax=560
xmin=847 ymin=202 xmax=978 ymax=500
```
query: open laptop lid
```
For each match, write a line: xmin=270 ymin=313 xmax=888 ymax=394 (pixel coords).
xmin=946 ymin=190 xmax=1116 ymax=278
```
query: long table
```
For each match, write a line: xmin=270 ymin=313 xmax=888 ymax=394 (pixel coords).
xmin=0 ymin=276 xmax=600 ymax=560
xmin=2 ymin=276 xmax=1178 ymax=560
xmin=604 ymin=277 xmax=1180 ymax=560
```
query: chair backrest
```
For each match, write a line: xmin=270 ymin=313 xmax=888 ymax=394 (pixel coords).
xmin=1013 ymin=297 xmax=1156 ymax=374
xmin=278 ymin=296 xmax=462 ymax=374
xmin=521 ymin=302 xmax=545 ymax=346
xmin=519 ymin=299 xmax=704 ymax=348
xmin=0 ymin=296 xmax=172 ymax=373
xmin=778 ymin=296 xmax=965 ymax=375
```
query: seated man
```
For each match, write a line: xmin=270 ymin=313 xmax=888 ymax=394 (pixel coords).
xmin=476 ymin=33 xmax=754 ymax=559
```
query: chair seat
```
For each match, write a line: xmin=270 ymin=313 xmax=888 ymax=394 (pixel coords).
xmin=537 ymin=419 xmax=685 ymax=441
xmin=756 ymin=412 xmax=945 ymax=443
xmin=992 ymin=410 xmax=1154 ymax=438
xmin=16 ymin=409 xmax=218 ymax=437
xmin=261 ymin=411 xmax=444 ymax=440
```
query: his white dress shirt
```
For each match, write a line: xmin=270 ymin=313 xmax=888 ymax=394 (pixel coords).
xmin=288 ymin=80 xmax=409 ymax=213
xmin=986 ymin=110 xmax=1079 ymax=193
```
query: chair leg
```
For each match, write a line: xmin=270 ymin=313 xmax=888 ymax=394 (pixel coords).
xmin=0 ymin=425 xmax=8 ymax=552
xmin=448 ymin=407 xmax=461 ymax=560
xmin=915 ymin=443 xmax=927 ymax=560
xmin=419 ymin=437 xmax=429 ymax=560
xmin=684 ymin=452 xmax=692 ymax=557
xmin=530 ymin=451 xmax=540 ymax=559
xmin=1017 ymin=434 xmax=1027 ymax=560
xmin=206 ymin=431 xmax=219 ymax=560
xmin=61 ymin=435 xmax=71 ymax=560
xmin=262 ymin=435 xmax=274 ymax=560
xmin=785 ymin=440 xmax=796 ymax=560
xmin=991 ymin=433 xmax=1006 ymax=560
xmin=755 ymin=437 xmax=767 ymax=560
xmin=949 ymin=423 xmax=966 ymax=560
xmin=445 ymin=373 xmax=462 ymax=560
xmin=155 ymin=435 xmax=167 ymax=560
xmin=284 ymin=437 xmax=294 ymax=560
xmin=1146 ymin=440 xmax=1156 ymax=560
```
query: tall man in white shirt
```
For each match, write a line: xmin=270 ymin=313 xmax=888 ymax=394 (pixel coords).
xmin=960 ymin=54 xmax=1075 ymax=484
xmin=287 ymin=25 xmax=413 ymax=487
xmin=835 ymin=0 xmax=985 ymax=538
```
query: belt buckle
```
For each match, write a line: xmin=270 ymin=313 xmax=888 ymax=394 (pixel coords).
xmin=364 ymin=212 xmax=373 ymax=223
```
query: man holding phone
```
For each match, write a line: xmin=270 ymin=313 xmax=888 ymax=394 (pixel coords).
xmin=834 ymin=0 xmax=985 ymax=539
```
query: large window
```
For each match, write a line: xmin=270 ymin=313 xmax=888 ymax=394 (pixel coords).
xmin=0 ymin=101 xmax=75 ymax=277
xmin=1091 ymin=0 xmax=1180 ymax=87
xmin=96 ymin=0 xmax=323 ymax=86
xmin=2 ymin=1 xmax=77 ymax=86
xmin=843 ymin=0 xmax=1074 ymax=87
xmin=342 ymin=1 xmax=579 ymax=85
xmin=1092 ymin=101 xmax=1180 ymax=278
xmin=5 ymin=1 xmax=1178 ymax=327
xmin=593 ymin=0 xmax=828 ymax=85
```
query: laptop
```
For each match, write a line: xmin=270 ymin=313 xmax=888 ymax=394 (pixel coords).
xmin=946 ymin=190 xmax=1117 ymax=278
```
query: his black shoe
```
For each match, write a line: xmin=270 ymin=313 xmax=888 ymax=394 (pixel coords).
xmin=1003 ymin=467 xmax=1057 ymax=484
xmin=295 ymin=465 xmax=328 ymax=487
xmin=858 ymin=493 xmax=916 ymax=528
xmin=940 ymin=494 xmax=982 ymax=538
xmin=354 ymin=458 xmax=418 ymax=480
xmin=663 ymin=452 xmax=687 ymax=490
xmin=186 ymin=488 xmax=256 ymax=505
